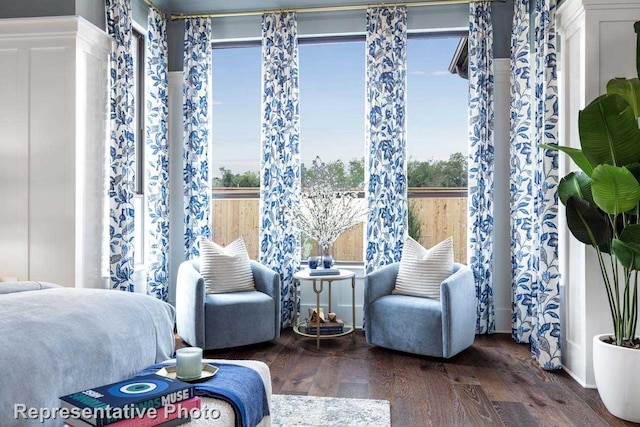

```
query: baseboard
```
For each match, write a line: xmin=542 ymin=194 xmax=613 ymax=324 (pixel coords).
xmin=563 ymin=365 xmax=596 ymax=389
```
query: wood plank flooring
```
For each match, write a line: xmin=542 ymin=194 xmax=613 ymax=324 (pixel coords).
xmin=176 ymin=330 xmax=636 ymax=426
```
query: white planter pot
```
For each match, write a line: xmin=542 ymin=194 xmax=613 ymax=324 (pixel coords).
xmin=593 ymin=334 xmax=640 ymax=423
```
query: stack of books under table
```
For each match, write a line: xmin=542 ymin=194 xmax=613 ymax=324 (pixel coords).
xmin=61 ymin=374 xmax=200 ymax=427
xmin=306 ymin=318 xmax=345 ymax=334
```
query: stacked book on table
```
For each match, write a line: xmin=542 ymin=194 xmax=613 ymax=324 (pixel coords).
xmin=305 ymin=307 xmax=344 ymax=334
xmin=61 ymin=374 xmax=200 ymax=427
xmin=308 ymin=267 xmax=340 ymax=276
xmin=306 ymin=318 xmax=345 ymax=334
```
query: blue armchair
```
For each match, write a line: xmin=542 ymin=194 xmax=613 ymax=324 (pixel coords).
xmin=176 ymin=259 xmax=281 ymax=350
xmin=364 ymin=262 xmax=476 ymax=358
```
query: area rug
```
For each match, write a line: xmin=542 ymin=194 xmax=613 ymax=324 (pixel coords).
xmin=271 ymin=394 xmax=391 ymax=427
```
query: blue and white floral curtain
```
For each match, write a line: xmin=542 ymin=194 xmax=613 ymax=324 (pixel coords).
xmin=145 ymin=8 xmax=169 ymax=300
xmin=364 ymin=7 xmax=408 ymax=273
xmin=509 ymin=0 xmax=561 ymax=369
xmin=106 ymin=0 xmax=135 ymax=292
xmin=468 ymin=1 xmax=495 ymax=334
xmin=259 ymin=12 xmax=301 ymax=328
xmin=183 ymin=18 xmax=212 ymax=259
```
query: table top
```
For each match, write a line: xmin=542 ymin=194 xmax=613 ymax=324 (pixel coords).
xmin=294 ymin=268 xmax=355 ymax=281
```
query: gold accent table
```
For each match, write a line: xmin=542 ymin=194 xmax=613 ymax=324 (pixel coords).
xmin=292 ymin=269 xmax=356 ymax=350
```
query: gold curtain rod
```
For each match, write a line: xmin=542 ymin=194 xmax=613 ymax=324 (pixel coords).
xmin=143 ymin=0 xmax=167 ymax=18
xmin=169 ymin=0 xmax=503 ymax=21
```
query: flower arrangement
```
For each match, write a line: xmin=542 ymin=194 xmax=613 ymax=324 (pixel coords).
xmin=289 ymin=157 xmax=367 ymax=256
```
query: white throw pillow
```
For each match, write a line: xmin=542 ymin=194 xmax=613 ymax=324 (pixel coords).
xmin=393 ymin=236 xmax=454 ymax=299
xmin=198 ymin=236 xmax=256 ymax=294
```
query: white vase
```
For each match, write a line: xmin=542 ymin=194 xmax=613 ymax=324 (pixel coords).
xmin=592 ymin=334 xmax=640 ymax=423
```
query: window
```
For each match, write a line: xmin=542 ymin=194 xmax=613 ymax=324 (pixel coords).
xmin=299 ymin=39 xmax=366 ymax=263
xmin=207 ymin=35 xmax=468 ymax=264
xmin=211 ymin=44 xmax=261 ymax=186
xmin=211 ymin=44 xmax=262 ymax=259
xmin=406 ymin=35 xmax=468 ymax=189
xmin=406 ymin=35 xmax=468 ymax=263
xmin=132 ymin=28 xmax=145 ymax=266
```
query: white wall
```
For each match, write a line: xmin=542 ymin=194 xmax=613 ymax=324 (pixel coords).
xmin=557 ymin=0 xmax=640 ymax=388
xmin=493 ymin=59 xmax=513 ymax=334
xmin=168 ymin=72 xmax=183 ymax=304
xmin=0 ymin=16 xmax=111 ymax=288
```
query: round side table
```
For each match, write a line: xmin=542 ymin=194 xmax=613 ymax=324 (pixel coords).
xmin=292 ymin=269 xmax=356 ymax=350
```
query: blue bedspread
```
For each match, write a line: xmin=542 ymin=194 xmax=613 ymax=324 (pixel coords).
xmin=135 ymin=362 xmax=269 ymax=427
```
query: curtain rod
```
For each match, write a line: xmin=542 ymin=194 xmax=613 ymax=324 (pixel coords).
xmin=143 ymin=0 xmax=167 ymax=17
xmin=169 ymin=0 xmax=504 ymax=21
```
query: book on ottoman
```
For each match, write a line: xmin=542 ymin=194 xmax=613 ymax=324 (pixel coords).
xmin=60 ymin=374 xmax=194 ymax=427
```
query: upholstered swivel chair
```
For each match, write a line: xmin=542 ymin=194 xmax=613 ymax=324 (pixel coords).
xmin=176 ymin=259 xmax=281 ymax=350
xmin=364 ymin=262 xmax=476 ymax=358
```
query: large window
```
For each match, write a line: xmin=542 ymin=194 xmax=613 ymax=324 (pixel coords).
xmin=299 ymin=39 xmax=365 ymax=190
xmin=406 ymin=35 xmax=468 ymax=263
xmin=211 ymin=45 xmax=262 ymax=259
xmin=211 ymin=45 xmax=261 ymax=187
xmin=407 ymin=35 xmax=468 ymax=189
xmin=208 ymin=35 xmax=469 ymax=263
xmin=299 ymin=39 xmax=365 ymax=262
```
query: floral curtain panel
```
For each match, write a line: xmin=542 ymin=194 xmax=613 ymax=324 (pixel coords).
xmin=364 ymin=6 xmax=408 ymax=274
xmin=509 ymin=0 xmax=561 ymax=369
xmin=106 ymin=0 xmax=135 ymax=292
xmin=183 ymin=18 xmax=212 ymax=259
xmin=468 ymin=2 xmax=495 ymax=334
xmin=259 ymin=12 xmax=301 ymax=328
xmin=468 ymin=1 xmax=495 ymax=334
xmin=145 ymin=8 xmax=170 ymax=300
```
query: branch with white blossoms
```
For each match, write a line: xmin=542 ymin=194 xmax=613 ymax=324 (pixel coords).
xmin=288 ymin=157 xmax=368 ymax=252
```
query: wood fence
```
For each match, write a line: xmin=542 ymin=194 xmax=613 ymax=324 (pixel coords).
xmin=211 ymin=188 xmax=467 ymax=263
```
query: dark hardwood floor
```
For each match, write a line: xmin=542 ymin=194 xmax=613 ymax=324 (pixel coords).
xmin=176 ymin=330 xmax=636 ymax=426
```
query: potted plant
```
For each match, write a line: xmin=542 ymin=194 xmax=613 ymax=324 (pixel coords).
xmin=541 ymin=22 xmax=640 ymax=422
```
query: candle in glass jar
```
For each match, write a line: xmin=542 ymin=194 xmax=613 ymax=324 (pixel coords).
xmin=176 ymin=347 xmax=202 ymax=380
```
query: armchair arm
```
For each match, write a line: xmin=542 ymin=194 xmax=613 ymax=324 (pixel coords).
xmin=441 ymin=263 xmax=477 ymax=358
xmin=175 ymin=260 xmax=206 ymax=348
xmin=364 ymin=263 xmax=399 ymax=335
xmin=251 ymin=260 xmax=281 ymax=339
xmin=365 ymin=262 xmax=399 ymax=304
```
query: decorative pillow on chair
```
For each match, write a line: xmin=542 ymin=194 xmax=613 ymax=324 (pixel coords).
xmin=393 ymin=236 xmax=454 ymax=299
xmin=198 ymin=236 xmax=256 ymax=294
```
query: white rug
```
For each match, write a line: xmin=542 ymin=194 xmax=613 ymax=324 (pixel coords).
xmin=271 ymin=394 xmax=391 ymax=427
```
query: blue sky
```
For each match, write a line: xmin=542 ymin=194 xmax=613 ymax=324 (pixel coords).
xmin=211 ymin=36 xmax=468 ymax=175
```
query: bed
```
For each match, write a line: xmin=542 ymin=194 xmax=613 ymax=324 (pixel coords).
xmin=0 ymin=285 xmax=176 ymax=427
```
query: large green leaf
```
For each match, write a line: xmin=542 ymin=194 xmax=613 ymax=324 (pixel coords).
xmin=607 ymin=78 xmax=640 ymax=118
xmin=565 ymin=196 xmax=611 ymax=246
xmin=613 ymin=221 xmax=640 ymax=268
xmin=612 ymin=239 xmax=640 ymax=270
xmin=621 ymin=223 xmax=640 ymax=244
xmin=539 ymin=144 xmax=594 ymax=176
xmin=635 ymin=21 xmax=640 ymax=79
xmin=591 ymin=164 xmax=640 ymax=214
xmin=579 ymin=94 xmax=640 ymax=167
xmin=558 ymin=172 xmax=593 ymax=205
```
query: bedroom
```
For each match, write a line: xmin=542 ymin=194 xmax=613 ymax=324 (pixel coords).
xmin=0 ymin=0 xmax=639 ymax=425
